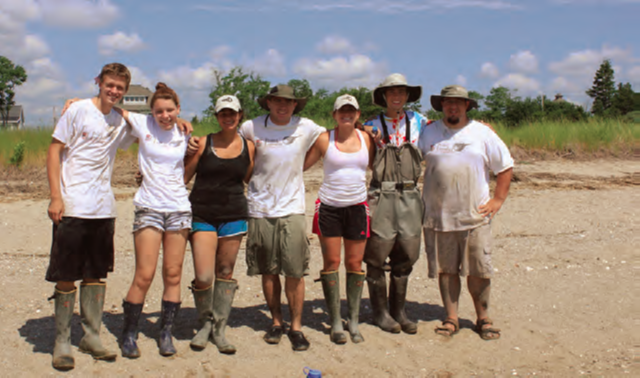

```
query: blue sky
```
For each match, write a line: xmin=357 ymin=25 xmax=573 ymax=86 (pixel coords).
xmin=2 ymin=0 xmax=638 ymax=125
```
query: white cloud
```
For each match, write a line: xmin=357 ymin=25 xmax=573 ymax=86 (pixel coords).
xmin=508 ymin=50 xmax=538 ymax=73
xmin=455 ymin=75 xmax=467 ymax=86
xmin=0 ymin=0 xmax=41 ymax=32
xmin=98 ymin=32 xmax=145 ymax=56
xmin=548 ymin=45 xmax=638 ymax=78
xmin=317 ymin=36 xmax=354 ymax=55
xmin=157 ymin=63 xmax=218 ymax=91
xmin=293 ymin=54 xmax=387 ymax=89
xmin=39 ymin=0 xmax=119 ymax=29
xmin=548 ymin=76 xmax=581 ymax=95
xmin=627 ymin=66 xmax=640 ymax=90
xmin=248 ymin=49 xmax=287 ymax=77
xmin=480 ymin=62 xmax=500 ymax=79
xmin=494 ymin=73 xmax=541 ymax=95
xmin=128 ymin=66 xmax=154 ymax=90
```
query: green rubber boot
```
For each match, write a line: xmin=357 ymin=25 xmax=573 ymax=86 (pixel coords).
xmin=321 ymin=271 xmax=347 ymax=344
xmin=389 ymin=274 xmax=418 ymax=334
xmin=78 ymin=283 xmax=117 ymax=360
xmin=346 ymin=271 xmax=365 ymax=343
xmin=51 ymin=288 xmax=76 ymax=370
xmin=366 ymin=266 xmax=401 ymax=333
xmin=211 ymin=279 xmax=238 ymax=354
xmin=190 ymin=282 xmax=214 ymax=350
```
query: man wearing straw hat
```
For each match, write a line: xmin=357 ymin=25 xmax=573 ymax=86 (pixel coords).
xmin=239 ymin=85 xmax=325 ymax=351
xmin=362 ymin=73 xmax=428 ymax=334
xmin=419 ymin=85 xmax=513 ymax=340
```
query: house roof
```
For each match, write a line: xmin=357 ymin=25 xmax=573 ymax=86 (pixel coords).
xmin=7 ymin=105 xmax=24 ymax=121
xmin=125 ymin=84 xmax=153 ymax=96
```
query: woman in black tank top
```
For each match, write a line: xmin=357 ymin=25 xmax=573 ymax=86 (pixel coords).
xmin=184 ymin=95 xmax=255 ymax=354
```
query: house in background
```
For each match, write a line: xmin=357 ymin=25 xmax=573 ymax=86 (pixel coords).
xmin=3 ymin=105 xmax=25 ymax=129
xmin=119 ymin=84 xmax=153 ymax=114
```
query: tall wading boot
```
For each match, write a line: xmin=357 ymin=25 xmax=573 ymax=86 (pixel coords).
xmin=389 ymin=274 xmax=418 ymax=334
xmin=320 ymin=271 xmax=347 ymax=344
xmin=51 ymin=288 xmax=76 ymax=370
xmin=78 ymin=283 xmax=117 ymax=360
xmin=121 ymin=301 xmax=143 ymax=358
xmin=346 ymin=271 xmax=365 ymax=343
xmin=366 ymin=266 xmax=401 ymax=333
xmin=211 ymin=279 xmax=238 ymax=354
xmin=189 ymin=281 xmax=214 ymax=350
xmin=158 ymin=300 xmax=180 ymax=356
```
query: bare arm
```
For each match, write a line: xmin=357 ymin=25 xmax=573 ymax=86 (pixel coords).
xmin=243 ymin=140 xmax=256 ymax=184
xmin=184 ymin=136 xmax=206 ymax=184
xmin=303 ymin=132 xmax=328 ymax=171
xmin=363 ymin=131 xmax=376 ymax=170
xmin=47 ymin=139 xmax=66 ymax=224
xmin=478 ymin=167 xmax=513 ymax=219
xmin=176 ymin=118 xmax=193 ymax=134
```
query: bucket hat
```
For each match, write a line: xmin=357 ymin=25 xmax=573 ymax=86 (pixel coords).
xmin=372 ymin=73 xmax=422 ymax=108
xmin=333 ymin=94 xmax=360 ymax=111
xmin=430 ymin=85 xmax=478 ymax=112
xmin=214 ymin=95 xmax=242 ymax=113
xmin=258 ymin=84 xmax=307 ymax=114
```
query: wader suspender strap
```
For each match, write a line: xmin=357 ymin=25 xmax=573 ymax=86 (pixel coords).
xmin=264 ymin=115 xmax=270 ymax=127
xmin=379 ymin=112 xmax=410 ymax=145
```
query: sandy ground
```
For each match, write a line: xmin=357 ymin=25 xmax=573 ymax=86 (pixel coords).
xmin=0 ymin=159 xmax=638 ymax=377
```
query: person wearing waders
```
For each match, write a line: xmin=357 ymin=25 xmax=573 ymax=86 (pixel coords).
xmin=419 ymin=85 xmax=513 ymax=340
xmin=362 ymin=73 xmax=428 ymax=334
xmin=45 ymin=63 xmax=136 ymax=370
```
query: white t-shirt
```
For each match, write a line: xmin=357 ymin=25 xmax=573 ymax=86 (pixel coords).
xmin=364 ymin=110 xmax=427 ymax=148
xmin=418 ymin=120 xmax=514 ymax=232
xmin=52 ymin=99 xmax=135 ymax=218
xmin=239 ymin=114 xmax=324 ymax=218
xmin=128 ymin=113 xmax=191 ymax=212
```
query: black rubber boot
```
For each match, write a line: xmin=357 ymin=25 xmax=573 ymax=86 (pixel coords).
xmin=320 ymin=271 xmax=347 ymax=344
xmin=78 ymin=283 xmax=117 ymax=360
xmin=158 ymin=300 xmax=180 ymax=356
xmin=366 ymin=266 xmax=401 ymax=333
xmin=211 ymin=279 xmax=238 ymax=354
xmin=121 ymin=300 xmax=143 ymax=358
xmin=51 ymin=288 xmax=76 ymax=371
xmin=190 ymin=281 xmax=214 ymax=350
xmin=389 ymin=274 xmax=418 ymax=334
xmin=346 ymin=271 xmax=365 ymax=343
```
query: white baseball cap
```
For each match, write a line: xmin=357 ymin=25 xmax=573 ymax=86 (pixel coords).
xmin=215 ymin=95 xmax=242 ymax=113
xmin=333 ymin=94 xmax=360 ymax=111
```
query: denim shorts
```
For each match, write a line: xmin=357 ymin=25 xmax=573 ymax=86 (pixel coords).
xmin=191 ymin=219 xmax=248 ymax=238
xmin=133 ymin=207 xmax=192 ymax=233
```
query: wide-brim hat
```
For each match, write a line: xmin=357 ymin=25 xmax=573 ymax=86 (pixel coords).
xmin=372 ymin=73 xmax=422 ymax=108
xmin=430 ymin=85 xmax=478 ymax=112
xmin=258 ymin=84 xmax=307 ymax=114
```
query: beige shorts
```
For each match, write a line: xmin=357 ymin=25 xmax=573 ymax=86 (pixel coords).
xmin=246 ymin=214 xmax=310 ymax=278
xmin=424 ymin=223 xmax=493 ymax=279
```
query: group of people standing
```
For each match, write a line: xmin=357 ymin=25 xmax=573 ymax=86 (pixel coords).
xmin=44 ymin=62 xmax=513 ymax=371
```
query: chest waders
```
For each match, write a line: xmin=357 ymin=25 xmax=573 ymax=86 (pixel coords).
xmin=364 ymin=112 xmax=423 ymax=334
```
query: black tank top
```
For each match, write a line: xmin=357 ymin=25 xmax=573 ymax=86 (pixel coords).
xmin=190 ymin=133 xmax=250 ymax=224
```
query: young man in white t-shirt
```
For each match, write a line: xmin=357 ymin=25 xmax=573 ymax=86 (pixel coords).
xmin=45 ymin=63 xmax=136 ymax=370
xmin=418 ymin=85 xmax=514 ymax=341
xmin=240 ymin=85 xmax=324 ymax=351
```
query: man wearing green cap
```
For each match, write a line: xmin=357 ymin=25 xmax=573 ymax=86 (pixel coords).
xmin=362 ymin=73 xmax=428 ymax=334
xmin=419 ymin=85 xmax=514 ymax=340
xmin=240 ymin=85 xmax=325 ymax=351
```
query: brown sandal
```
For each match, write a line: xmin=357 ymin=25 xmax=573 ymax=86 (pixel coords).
xmin=475 ymin=318 xmax=501 ymax=340
xmin=434 ymin=318 xmax=459 ymax=337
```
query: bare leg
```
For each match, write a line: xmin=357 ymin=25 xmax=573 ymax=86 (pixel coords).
xmin=191 ymin=231 xmax=218 ymax=289
xmin=262 ymin=274 xmax=283 ymax=327
xmin=161 ymin=229 xmax=189 ymax=302
xmin=215 ymin=235 xmax=242 ymax=279
xmin=126 ymin=228 xmax=162 ymax=304
xmin=437 ymin=273 xmax=461 ymax=334
xmin=320 ymin=236 xmax=342 ymax=272
xmin=344 ymin=239 xmax=366 ymax=272
xmin=284 ymin=277 xmax=305 ymax=332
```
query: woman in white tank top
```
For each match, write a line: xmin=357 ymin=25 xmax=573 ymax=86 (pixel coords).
xmin=304 ymin=94 xmax=375 ymax=345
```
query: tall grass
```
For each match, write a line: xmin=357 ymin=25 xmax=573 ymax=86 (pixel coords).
xmin=1 ymin=118 xmax=638 ymax=168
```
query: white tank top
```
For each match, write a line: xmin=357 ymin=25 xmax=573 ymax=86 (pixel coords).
xmin=318 ymin=129 xmax=369 ymax=207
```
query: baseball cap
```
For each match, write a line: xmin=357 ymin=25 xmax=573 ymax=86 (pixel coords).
xmin=333 ymin=94 xmax=360 ymax=111
xmin=215 ymin=95 xmax=242 ymax=113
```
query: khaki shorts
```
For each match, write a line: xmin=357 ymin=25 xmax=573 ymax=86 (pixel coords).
xmin=246 ymin=214 xmax=309 ymax=278
xmin=424 ymin=223 xmax=493 ymax=279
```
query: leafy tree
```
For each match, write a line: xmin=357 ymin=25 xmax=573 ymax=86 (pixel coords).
xmin=287 ymin=79 xmax=313 ymax=99
xmin=484 ymin=86 xmax=512 ymax=121
xmin=0 ymin=56 xmax=28 ymax=128
xmin=586 ymin=59 xmax=616 ymax=115
xmin=611 ymin=82 xmax=635 ymax=115
xmin=205 ymin=67 xmax=271 ymax=121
